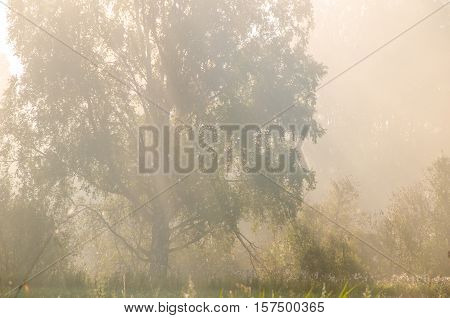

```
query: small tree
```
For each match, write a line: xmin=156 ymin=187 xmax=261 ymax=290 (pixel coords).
xmin=265 ymin=178 xmax=366 ymax=281
xmin=379 ymin=156 xmax=450 ymax=276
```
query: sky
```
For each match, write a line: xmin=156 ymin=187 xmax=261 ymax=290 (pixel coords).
xmin=0 ymin=4 xmax=8 ymax=91
xmin=0 ymin=1 xmax=22 ymax=79
xmin=0 ymin=0 xmax=449 ymax=212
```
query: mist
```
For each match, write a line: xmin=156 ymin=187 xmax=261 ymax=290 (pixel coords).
xmin=0 ymin=0 xmax=449 ymax=298
xmin=306 ymin=0 xmax=450 ymax=210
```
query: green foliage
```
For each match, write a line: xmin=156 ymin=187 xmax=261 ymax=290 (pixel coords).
xmin=263 ymin=178 xmax=367 ymax=282
xmin=338 ymin=282 xmax=357 ymax=298
xmin=378 ymin=156 xmax=450 ymax=276
xmin=0 ymin=0 xmax=325 ymax=279
xmin=0 ymin=182 xmax=60 ymax=287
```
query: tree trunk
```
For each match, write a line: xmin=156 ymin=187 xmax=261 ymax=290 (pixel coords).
xmin=149 ymin=208 xmax=170 ymax=283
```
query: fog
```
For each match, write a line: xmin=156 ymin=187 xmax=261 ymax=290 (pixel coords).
xmin=3 ymin=1 xmax=449 ymax=211
xmin=0 ymin=0 xmax=449 ymax=298
xmin=305 ymin=0 xmax=450 ymax=210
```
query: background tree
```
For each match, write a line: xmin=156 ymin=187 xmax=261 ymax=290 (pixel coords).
xmin=0 ymin=178 xmax=63 ymax=288
xmin=379 ymin=156 xmax=450 ymax=276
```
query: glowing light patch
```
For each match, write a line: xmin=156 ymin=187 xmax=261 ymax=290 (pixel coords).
xmin=0 ymin=4 xmax=23 ymax=77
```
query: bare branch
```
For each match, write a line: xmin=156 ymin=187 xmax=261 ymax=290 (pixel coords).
xmin=169 ymin=229 xmax=212 ymax=253
xmin=86 ymin=206 xmax=150 ymax=262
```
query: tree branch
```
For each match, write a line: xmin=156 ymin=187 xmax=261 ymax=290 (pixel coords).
xmin=86 ymin=206 xmax=150 ymax=262
xmin=169 ymin=229 xmax=212 ymax=253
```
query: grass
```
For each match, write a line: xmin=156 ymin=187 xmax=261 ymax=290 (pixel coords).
xmin=3 ymin=275 xmax=449 ymax=298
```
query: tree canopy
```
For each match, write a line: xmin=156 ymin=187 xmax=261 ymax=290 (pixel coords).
xmin=1 ymin=0 xmax=325 ymax=280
